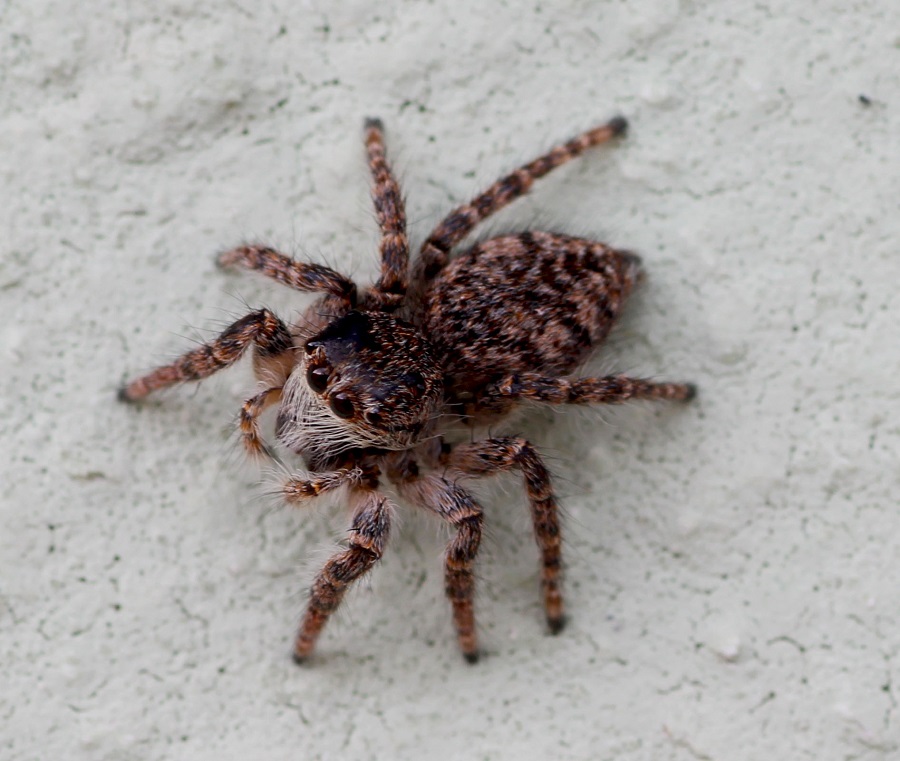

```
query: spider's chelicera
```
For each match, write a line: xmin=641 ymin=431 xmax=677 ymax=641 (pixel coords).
xmin=120 ymin=116 xmax=695 ymax=664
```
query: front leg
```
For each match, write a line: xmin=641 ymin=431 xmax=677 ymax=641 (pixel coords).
xmin=281 ymin=466 xmax=377 ymax=504
xmin=293 ymin=488 xmax=392 ymax=663
xmin=119 ymin=309 xmax=294 ymax=401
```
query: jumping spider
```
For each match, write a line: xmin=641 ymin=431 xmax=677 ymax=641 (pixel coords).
xmin=120 ymin=115 xmax=695 ymax=664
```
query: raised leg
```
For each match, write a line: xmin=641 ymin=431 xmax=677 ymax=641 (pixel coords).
xmin=119 ymin=309 xmax=293 ymax=401
xmin=488 ymin=373 xmax=696 ymax=406
xmin=217 ymin=245 xmax=357 ymax=306
xmin=293 ymin=488 xmax=392 ymax=662
xmin=445 ymin=438 xmax=565 ymax=633
xmin=386 ymin=455 xmax=484 ymax=662
xmin=364 ymin=118 xmax=409 ymax=306
xmin=418 ymin=116 xmax=627 ymax=281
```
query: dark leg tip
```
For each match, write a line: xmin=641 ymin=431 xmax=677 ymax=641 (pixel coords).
xmin=547 ymin=615 xmax=567 ymax=635
xmin=683 ymin=383 xmax=698 ymax=402
xmin=618 ymin=249 xmax=643 ymax=267
xmin=608 ymin=115 xmax=628 ymax=136
xmin=463 ymin=650 xmax=480 ymax=665
xmin=117 ymin=385 xmax=136 ymax=404
xmin=291 ymin=652 xmax=308 ymax=666
xmin=364 ymin=117 xmax=384 ymax=131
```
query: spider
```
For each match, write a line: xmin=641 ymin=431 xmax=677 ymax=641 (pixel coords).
xmin=119 ymin=115 xmax=695 ymax=664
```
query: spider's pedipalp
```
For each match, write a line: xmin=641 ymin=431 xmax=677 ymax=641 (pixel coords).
xmin=282 ymin=466 xmax=375 ymax=504
xmin=239 ymin=386 xmax=283 ymax=459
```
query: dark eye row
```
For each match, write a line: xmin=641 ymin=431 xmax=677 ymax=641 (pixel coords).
xmin=306 ymin=363 xmax=356 ymax=419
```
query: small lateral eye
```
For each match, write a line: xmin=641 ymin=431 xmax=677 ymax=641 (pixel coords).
xmin=402 ymin=371 xmax=427 ymax=394
xmin=307 ymin=365 xmax=330 ymax=393
xmin=364 ymin=408 xmax=383 ymax=427
xmin=329 ymin=393 xmax=355 ymax=419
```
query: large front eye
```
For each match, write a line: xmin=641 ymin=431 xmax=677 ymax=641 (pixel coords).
xmin=329 ymin=392 xmax=355 ymax=419
xmin=307 ymin=365 xmax=330 ymax=393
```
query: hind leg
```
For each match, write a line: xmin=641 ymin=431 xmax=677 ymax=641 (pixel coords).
xmin=443 ymin=438 xmax=566 ymax=634
xmin=486 ymin=373 xmax=696 ymax=406
xmin=417 ymin=117 xmax=627 ymax=282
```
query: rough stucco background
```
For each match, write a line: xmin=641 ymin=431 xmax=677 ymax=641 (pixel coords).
xmin=1 ymin=1 xmax=898 ymax=759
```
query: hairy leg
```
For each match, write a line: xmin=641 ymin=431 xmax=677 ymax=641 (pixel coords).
xmin=119 ymin=309 xmax=293 ymax=401
xmin=217 ymin=245 xmax=357 ymax=306
xmin=385 ymin=453 xmax=484 ymax=661
xmin=445 ymin=438 xmax=565 ymax=633
xmin=487 ymin=373 xmax=696 ymax=406
xmin=293 ymin=488 xmax=392 ymax=663
xmin=417 ymin=116 xmax=627 ymax=281
xmin=363 ymin=118 xmax=409 ymax=307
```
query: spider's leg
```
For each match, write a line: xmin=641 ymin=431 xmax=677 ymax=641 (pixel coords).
xmin=488 ymin=373 xmax=696 ymax=406
xmin=445 ymin=438 xmax=565 ymax=634
xmin=119 ymin=309 xmax=293 ymax=402
xmin=217 ymin=245 xmax=357 ymax=306
xmin=293 ymin=488 xmax=392 ymax=663
xmin=385 ymin=454 xmax=484 ymax=662
xmin=363 ymin=118 xmax=409 ymax=308
xmin=417 ymin=116 xmax=627 ymax=282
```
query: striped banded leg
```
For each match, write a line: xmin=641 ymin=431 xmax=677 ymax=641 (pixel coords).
xmin=491 ymin=373 xmax=697 ymax=405
xmin=217 ymin=245 xmax=357 ymax=306
xmin=418 ymin=116 xmax=628 ymax=280
xmin=390 ymin=466 xmax=484 ymax=662
xmin=293 ymin=489 xmax=392 ymax=663
xmin=119 ymin=309 xmax=293 ymax=402
xmin=446 ymin=438 xmax=565 ymax=633
xmin=363 ymin=118 xmax=409 ymax=307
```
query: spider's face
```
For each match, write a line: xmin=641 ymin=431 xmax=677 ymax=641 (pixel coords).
xmin=278 ymin=310 xmax=444 ymax=458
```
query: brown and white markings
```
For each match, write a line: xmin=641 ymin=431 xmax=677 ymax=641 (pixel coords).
xmin=120 ymin=115 xmax=695 ymax=664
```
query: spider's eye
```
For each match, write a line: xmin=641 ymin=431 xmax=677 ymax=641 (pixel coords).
xmin=364 ymin=407 xmax=383 ymax=427
xmin=307 ymin=365 xmax=330 ymax=393
xmin=329 ymin=393 xmax=355 ymax=419
xmin=402 ymin=371 xmax=427 ymax=394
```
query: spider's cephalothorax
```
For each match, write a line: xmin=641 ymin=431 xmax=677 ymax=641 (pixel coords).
xmin=120 ymin=115 xmax=696 ymax=664
xmin=277 ymin=310 xmax=444 ymax=466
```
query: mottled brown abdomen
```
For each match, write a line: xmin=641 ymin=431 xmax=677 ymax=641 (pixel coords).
xmin=422 ymin=231 xmax=641 ymax=395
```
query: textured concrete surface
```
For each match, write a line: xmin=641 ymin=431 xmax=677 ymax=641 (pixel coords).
xmin=2 ymin=1 xmax=898 ymax=759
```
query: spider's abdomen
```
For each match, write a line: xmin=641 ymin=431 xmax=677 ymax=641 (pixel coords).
xmin=421 ymin=231 xmax=641 ymax=394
